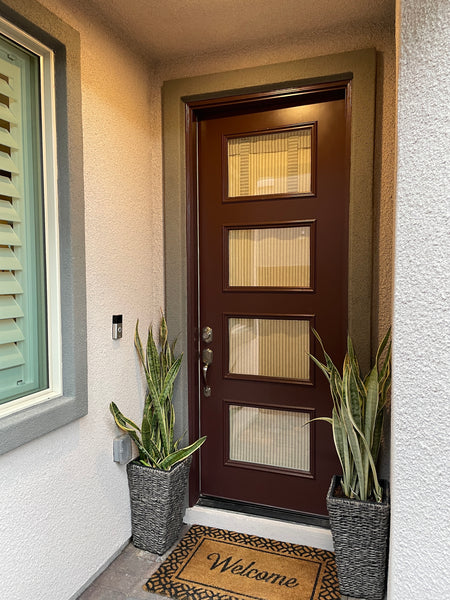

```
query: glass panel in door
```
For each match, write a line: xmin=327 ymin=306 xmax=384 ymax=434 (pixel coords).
xmin=228 ymin=404 xmax=311 ymax=472
xmin=228 ymin=316 xmax=311 ymax=381
xmin=227 ymin=224 xmax=312 ymax=288
xmin=227 ymin=127 xmax=313 ymax=197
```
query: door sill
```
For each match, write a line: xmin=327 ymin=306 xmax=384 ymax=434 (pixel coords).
xmin=184 ymin=499 xmax=334 ymax=552
xmin=197 ymin=496 xmax=330 ymax=527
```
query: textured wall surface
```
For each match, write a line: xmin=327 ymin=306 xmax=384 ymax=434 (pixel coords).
xmin=0 ymin=2 xmax=398 ymax=600
xmin=390 ymin=0 xmax=450 ymax=598
xmin=0 ymin=2 xmax=164 ymax=599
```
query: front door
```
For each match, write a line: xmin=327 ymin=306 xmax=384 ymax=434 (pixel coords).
xmin=192 ymin=82 xmax=350 ymax=516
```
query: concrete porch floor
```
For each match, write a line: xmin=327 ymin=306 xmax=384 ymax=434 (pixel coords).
xmin=76 ymin=528 xmax=362 ymax=600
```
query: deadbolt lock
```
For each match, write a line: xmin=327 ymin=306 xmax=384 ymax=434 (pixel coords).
xmin=202 ymin=326 xmax=213 ymax=344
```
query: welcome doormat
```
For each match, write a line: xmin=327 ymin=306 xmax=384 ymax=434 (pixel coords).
xmin=144 ymin=524 xmax=339 ymax=600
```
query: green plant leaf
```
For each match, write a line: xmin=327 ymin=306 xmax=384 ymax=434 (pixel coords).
xmin=380 ymin=369 xmax=391 ymax=409
xmin=134 ymin=320 xmax=145 ymax=364
xmin=344 ymin=398 xmax=383 ymax=502
xmin=141 ymin=413 xmax=153 ymax=458
xmin=135 ymin=322 xmax=159 ymax=401
xmin=341 ymin=373 xmax=367 ymax=500
xmin=159 ymin=311 xmax=168 ymax=349
xmin=306 ymin=416 xmax=333 ymax=425
xmin=309 ymin=353 xmax=332 ymax=382
xmin=371 ymin=409 xmax=384 ymax=465
xmin=133 ymin=436 xmax=157 ymax=466
xmin=347 ymin=360 xmax=362 ymax=431
xmin=168 ymin=402 xmax=175 ymax=451
xmin=158 ymin=436 xmax=207 ymax=470
xmin=145 ymin=324 xmax=161 ymax=393
xmin=109 ymin=402 xmax=159 ymax=466
xmin=376 ymin=327 xmax=391 ymax=368
xmin=109 ymin=402 xmax=141 ymax=433
xmin=364 ymin=366 xmax=379 ymax=441
xmin=149 ymin=355 xmax=183 ymax=455
xmin=111 ymin=313 xmax=206 ymax=472
xmin=309 ymin=328 xmax=390 ymax=502
xmin=362 ymin=365 xmax=379 ymax=497
xmin=312 ymin=329 xmax=343 ymax=386
xmin=159 ymin=356 xmax=183 ymax=403
xmin=334 ymin=408 xmax=354 ymax=497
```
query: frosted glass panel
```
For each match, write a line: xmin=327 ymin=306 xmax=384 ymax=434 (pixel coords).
xmin=229 ymin=225 xmax=310 ymax=287
xmin=229 ymin=405 xmax=310 ymax=471
xmin=228 ymin=317 xmax=310 ymax=380
xmin=228 ymin=128 xmax=312 ymax=197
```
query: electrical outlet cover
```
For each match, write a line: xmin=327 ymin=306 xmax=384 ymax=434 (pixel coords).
xmin=113 ymin=434 xmax=132 ymax=464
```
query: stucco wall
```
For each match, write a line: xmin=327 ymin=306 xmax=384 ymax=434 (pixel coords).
xmin=0 ymin=3 xmax=397 ymax=599
xmin=0 ymin=2 xmax=164 ymax=599
xmin=390 ymin=0 xmax=450 ymax=598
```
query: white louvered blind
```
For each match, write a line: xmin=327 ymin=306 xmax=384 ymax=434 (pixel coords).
xmin=228 ymin=128 xmax=312 ymax=197
xmin=0 ymin=38 xmax=48 ymax=405
xmin=0 ymin=55 xmax=26 ymax=379
xmin=229 ymin=405 xmax=311 ymax=472
xmin=228 ymin=225 xmax=311 ymax=288
xmin=228 ymin=317 xmax=310 ymax=381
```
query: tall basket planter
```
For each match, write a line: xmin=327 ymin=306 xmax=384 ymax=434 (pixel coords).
xmin=127 ymin=455 xmax=192 ymax=555
xmin=327 ymin=475 xmax=390 ymax=600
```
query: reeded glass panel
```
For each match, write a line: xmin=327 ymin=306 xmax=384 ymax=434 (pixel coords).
xmin=228 ymin=317 xmax=310 ymax=380
xmin=228 ymin=128 xmax=312 ymax=197
xmin=229 ymin=405 xmax=310 ymax=471
xmin=228 ymin=225 xmax=311 ymax=287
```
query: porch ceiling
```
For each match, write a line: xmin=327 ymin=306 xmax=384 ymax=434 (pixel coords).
xmin=63 ymin=0 xmax=394 ymax=63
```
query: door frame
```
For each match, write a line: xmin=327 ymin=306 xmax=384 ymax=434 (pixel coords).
xmin=162 ymin=49 xmax=376 ymax=508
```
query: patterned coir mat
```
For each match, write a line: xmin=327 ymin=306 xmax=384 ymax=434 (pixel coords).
xmin=144 ymin=524 xmax=339 ymax=600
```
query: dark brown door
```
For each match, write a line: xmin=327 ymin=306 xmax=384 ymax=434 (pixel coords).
xmin=195 ymin=84 xmax=350 ymax=516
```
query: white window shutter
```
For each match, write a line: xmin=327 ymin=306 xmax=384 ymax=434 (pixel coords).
xmin=0 ymin=55 xmax=25 ymax=374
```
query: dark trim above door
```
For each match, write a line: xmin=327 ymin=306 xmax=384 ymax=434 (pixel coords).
xmin=162 ymin=48 xmax=376 ymax=511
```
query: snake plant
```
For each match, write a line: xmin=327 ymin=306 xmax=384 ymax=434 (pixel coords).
xmin=110 ymin=314 xmax=206 ymax=471
xmin=309 ymin=328 xmax=391 ymax=502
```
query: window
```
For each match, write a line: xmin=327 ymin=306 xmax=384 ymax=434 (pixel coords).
xmin=0 ymin=3 xmax=87 ymax=455
xmin=0 ymin=29 xmax=60 ymax=409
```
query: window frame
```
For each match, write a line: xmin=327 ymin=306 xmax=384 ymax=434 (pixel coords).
xmin=0 ymin=17 xmax=62 ymax=411
xmin=0 ymin=0 xmax=87 ymax=454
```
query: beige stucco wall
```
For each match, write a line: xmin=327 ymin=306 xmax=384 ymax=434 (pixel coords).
xmin=0 ymin=3 xmax=396 ymax=598
xmin=391 ymin=0 xmax=450 ymax=597
xmin=0 ymin=2 xmax=164 ymax=598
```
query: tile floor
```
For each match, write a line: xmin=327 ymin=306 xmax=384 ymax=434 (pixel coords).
xmin=77 ymin=528 xmax=359 ymax=600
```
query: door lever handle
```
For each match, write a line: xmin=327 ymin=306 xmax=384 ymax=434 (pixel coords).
xmin=202 ymin=363 xmax=209 ymax=385
xmin=202 ymin=348 xmax=213 ymax=397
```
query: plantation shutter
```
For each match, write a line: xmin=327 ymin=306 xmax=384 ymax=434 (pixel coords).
xmin=0 ymin=55 xmax=26 ymax=378
xmin=0 ymin=39 xmax=48 ymax=405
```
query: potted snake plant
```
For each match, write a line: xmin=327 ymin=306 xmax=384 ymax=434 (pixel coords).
xmin=309 ymin=328 xmax=391 ymax=600
xmin=110 ymin=314 xmax=206 ymax=554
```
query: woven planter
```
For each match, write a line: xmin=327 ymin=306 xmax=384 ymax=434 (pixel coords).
xmin=126 ymin=456 xmax=192 ymax=555
xmin=327 ymin=475 xmax=390 ymax=600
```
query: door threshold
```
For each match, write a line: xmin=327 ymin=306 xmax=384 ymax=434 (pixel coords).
xmin=197 ymin=496 xmax=330 ymax=528
xmin=184 ymin=500 xmax=334 ymax=552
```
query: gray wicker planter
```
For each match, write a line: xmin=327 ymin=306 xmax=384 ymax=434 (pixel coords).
xmin=126 ymin=456 xmax=192 ymax=555
xmin=327 ymin=475 xmax=390 ymax=600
